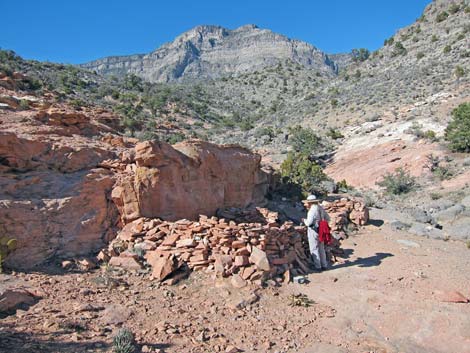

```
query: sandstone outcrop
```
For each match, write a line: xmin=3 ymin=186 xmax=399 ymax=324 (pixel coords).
xmin=0 ymin=83 xmax=269 ymax=269
xmin=112 ymin=140 xmax=269 ymax=223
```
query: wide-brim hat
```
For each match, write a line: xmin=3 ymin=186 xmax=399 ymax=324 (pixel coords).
xmin=303 ymin=194 xmax=319 ymax=203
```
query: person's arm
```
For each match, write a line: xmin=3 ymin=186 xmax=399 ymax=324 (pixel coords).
xmin=304 ymin=206 xmax=318 ymax=227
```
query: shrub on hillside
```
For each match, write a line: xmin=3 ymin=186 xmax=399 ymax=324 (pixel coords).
xmin=351 ymin=48 xmax=370 ymax=62
xmin=448 ymin=3 xmax=460 ymax=14
xmin=436 ymin=11 xmax=449 ymax=22
xmin=391 ymin=42 xmax=407 ymax=57
xmin=445 ymin=102 xmax=470 ymax=152
xmin=326 ymin=128 xmax=344 ymax=140
xmin=287 ymin=126 xmax=323 ymax=156
xmin=280 ymin=152 xmax=329 ymax=197
xmin=455 ymin=65 xmax=465 ymax=78
xmin=377 ymin=167 xmax=417 ymax=195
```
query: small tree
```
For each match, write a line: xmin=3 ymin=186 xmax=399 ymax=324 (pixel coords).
xmin=280 ymin=152 xmax=329 ymax=197
xmin=351 ymin=48 xmax=370 ymax=62
xmin=377 ymin=167 xmax=416 ymax=194
xmin=287 ymin=126 xmax=323 ymax=155
xmin=445 ymin=102 xmax=470 ymax=152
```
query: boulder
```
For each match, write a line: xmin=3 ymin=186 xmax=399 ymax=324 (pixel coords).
xmin=112 ymin=140 xmax=268 ymax=222
xmin=0 ymin=287 xmax=40 ymax=313
xmin=445 ymin=218 xmax=470 ymax=240
xmin=435 ymin=204 xmax=465 ymax=223
xmin=147 ymin=254 xmax=179 ymax=281
xmin=108 ymin=256 xmax=143 ymax=270
xmin=408 ymin=222 xmax=444 ymax=239
xmin=249 ymin=246 xmax=270 ymax=271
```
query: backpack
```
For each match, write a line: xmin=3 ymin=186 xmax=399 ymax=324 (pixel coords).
xmin=318 ymin=220 xmax=332 ymax=245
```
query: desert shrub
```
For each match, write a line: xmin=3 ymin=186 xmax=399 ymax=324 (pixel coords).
xmin=416 ymin=52 xmax=425 ymax=60
xmin=166 ymin=132 xmax=185 ymax=145
xmin=287 ymin=126 xmax=323 ymax=155
xmin=330 ymin=98 xmax=338 ymax=107
xmin=336 ymin=179 xmax=350 ymax=192
xmin=443 ymin=45 xmax=451 ymax=53
xmin=431 ymin=34 xmax=438 ymax=42
xmin=436 ymin=11 xmax=449 ymax=22
xmin=280 ymin=152 xmax=329 ymax=197
xmin=377 ymin=167 xmax=416 ymax=195
xmin=430 ymin=192 xmax=441 ymax=200
xmin=384 ymin=36 xmax=394 ymax=46
xmin=423 ymin=130 xmax=438 ymax=141
xmin=239 ymin=118 xmax=254 ymax=131
xmin=406 ymin=121 xmax=424 ymax=137
xmin=433 ymin=166 xmax=453 ymax=180
xmin=19 ymin=99 xmax=30 ymax=110
xmin=391 ymin=42 xmax=407 ymax=57
xmin=0 ymin=236 xmax=17 ymax=273
xmin=445 ymin=102 xmax=470 ymax=152
xmin=448 ymin=3 xmax=460 ymax=14
xmin=327 ymin=128 xmax=344 ymax=140
xmin=455 ymin=65 xmax=465 ymax=78
xmin=351 ymin=48 xmax=370 ymax=62
xmin=70 ymin=99 xmax=85 ymax=109
xmin=254 ymin=127 xmax=276 ymax=139
xmin=123 ymin=74 xmax=143 ymax=91
xmin=113 ymin=328 xmax=136 ymax=353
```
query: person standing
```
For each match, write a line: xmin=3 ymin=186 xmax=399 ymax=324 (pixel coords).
xmin=302 ymin=195 xmax=330 ymax=271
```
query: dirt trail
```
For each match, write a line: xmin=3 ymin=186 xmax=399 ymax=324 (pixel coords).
xmin=1 ymin=222 xmax=469 ymax=353
xmin=293 ymin=223 xmax=470 ymax=353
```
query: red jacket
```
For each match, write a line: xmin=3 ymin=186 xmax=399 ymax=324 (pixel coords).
xmin=318 ymin=220 xmax=332 ymax=245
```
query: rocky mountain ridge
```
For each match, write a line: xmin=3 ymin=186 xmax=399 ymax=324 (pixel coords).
xmin=81 ymin=24 xmax=338 ymax=82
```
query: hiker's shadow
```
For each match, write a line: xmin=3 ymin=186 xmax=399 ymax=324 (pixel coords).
xmin=332 ymin=252 xmax=394 ymax=269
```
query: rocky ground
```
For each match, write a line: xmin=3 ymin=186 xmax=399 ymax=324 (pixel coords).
xmin=1 ymin=211 xmax=469 ymax=353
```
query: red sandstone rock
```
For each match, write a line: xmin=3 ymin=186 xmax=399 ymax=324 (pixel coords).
xmin=249 ymin=246 xmax=270 ymax=271
xmin=108 ymin=257 xmax=142 ymax=270
xmin=112 ymin=140 xmax=268 ymax=223
xmin=150 ymin=256 xmax=179 ymax=281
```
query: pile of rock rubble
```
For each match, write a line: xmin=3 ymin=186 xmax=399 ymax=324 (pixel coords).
xmin=98 ymin=197 xmax=368 ymax=286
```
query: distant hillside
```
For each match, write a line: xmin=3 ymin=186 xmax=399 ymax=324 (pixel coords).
xmin=80 ymin=24 xmax=337 ymax=82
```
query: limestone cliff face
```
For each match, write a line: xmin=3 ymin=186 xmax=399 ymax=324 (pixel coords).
xmin=81 ymin=25 xmax=337 ymax=82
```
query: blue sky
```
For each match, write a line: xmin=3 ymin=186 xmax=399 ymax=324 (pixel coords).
xmin=1 ymin=0 xmax=430 ymax=64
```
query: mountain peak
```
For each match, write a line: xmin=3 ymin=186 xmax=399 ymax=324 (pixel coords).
xmin=81 ymin=24 xmax=336 ymax=82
